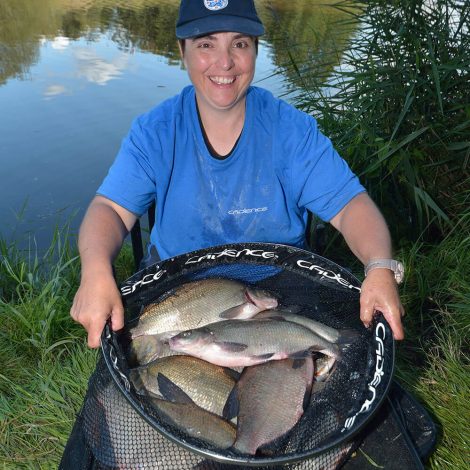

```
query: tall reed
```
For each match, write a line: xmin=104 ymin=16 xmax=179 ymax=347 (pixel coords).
xmin=289 ymin=0 xmax=469 ymax=242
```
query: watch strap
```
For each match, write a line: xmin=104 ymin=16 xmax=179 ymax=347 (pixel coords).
xmin=364 ymin=259 xmax=404 ymax=284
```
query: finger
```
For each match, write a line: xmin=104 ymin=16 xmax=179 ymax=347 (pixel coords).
xmin=360 ymin=298 xmax=374 ymax=327
xmin=110 ymin=306 xmax=125 ymax=331
xmin=87 ymin=320 xmax=106 ymax=349
xmin=70 ymin=296 xmax=80 ymax=322
xmin=384 ymin=312 xmax=405 ymax=341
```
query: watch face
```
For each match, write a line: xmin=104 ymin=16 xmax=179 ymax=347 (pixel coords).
xmin=395 ymin=261 xmax=404 ymax=284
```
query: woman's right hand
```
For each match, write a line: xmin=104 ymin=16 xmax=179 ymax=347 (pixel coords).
xmin=70 ymin=270 xmax=125 ymax=348
xmin=71 ymin=196 xmax=137 ymax=348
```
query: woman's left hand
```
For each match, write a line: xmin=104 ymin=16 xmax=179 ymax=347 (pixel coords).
xmin=359 ymin=268 xmax=405 ymax=340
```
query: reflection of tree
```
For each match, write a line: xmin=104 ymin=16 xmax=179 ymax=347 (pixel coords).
xmin=61 ymin=10 xmax=85 ymax=40
xmin=0 ymin=0 xmax=43 ymax=85
xmin=256 ymin=0 xmax=356 ymax=91
xmin=108 ymin=4 xmax=180 ymax=62
xmin=0 ymin=0 xmax=355 ymax=89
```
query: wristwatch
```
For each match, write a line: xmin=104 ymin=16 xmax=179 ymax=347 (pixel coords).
xmin=364 ymin=259 xmax=404 ymax=284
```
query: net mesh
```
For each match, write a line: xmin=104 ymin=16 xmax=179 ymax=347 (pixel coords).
xmin=82 ymin=243 xmax=394 ymax=468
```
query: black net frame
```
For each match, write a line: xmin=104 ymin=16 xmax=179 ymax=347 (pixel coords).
xmin=98 ymin=243 xmax=395 ymax=467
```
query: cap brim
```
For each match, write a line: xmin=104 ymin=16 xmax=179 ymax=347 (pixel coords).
xmin=176 ymin=15 xmax=265 ymax=39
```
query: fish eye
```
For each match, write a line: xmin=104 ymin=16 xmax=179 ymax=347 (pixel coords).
xmin=182 ymin=331 xmax=192 ymax=338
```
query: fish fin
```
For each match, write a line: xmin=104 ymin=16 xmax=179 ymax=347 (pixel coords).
xmin=218 ymin=305 xmax=248 ymax=319
xmin=288 ymin=350 xmax=311 ymax=359
xmin=157 ymin=373 xmax=194 ymax=405
xmin=128 ymin=369 xmax=144 ymax=392
xmin=252 ymin=352 xmax=275 ymax=360
xmin=303 ymin=386 xmax=312 ymax=410
xmin=222 ymin=367 xmax=241 ymax=382
xmin=292 ymin=358 xmax=307 ymax=370
xmin=319 ymin=344 xmax=342 ymax=360
xmin=214 ymin=341 xmax=248 ymax=352
xmin=259 ymin=313 xmax=287 ymax=322
xmin=159 ymin=330 xmax=181 ymax=341
xmin=277 ymin=305 xmax=303 ymax=314
xmin=222 ymin=387 xmax=239 ymax=420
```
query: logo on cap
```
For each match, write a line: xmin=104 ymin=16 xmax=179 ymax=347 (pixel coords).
xmin=204 ymin=0 xmax=228 ymax=11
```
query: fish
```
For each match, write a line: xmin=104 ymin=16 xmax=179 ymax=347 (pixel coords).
xmin=253 ymin=309 xmax=359 ymax=345
xmin=168 ymin=318 xmax=340 ymax=368
xmin=87 ymin=382 xmax=208 ymax=469
xmin=149 ymin=397 xmax=237 ymax=449
xmin=129 ymin=278 xmax=278 ymax=339
xmin=124 ymin=334 xmax=181 ymax=367
xmin=314 ymin=355 xmax=337 ymax=382
xmin=129 ymin=355 xmax=239 ymax=417
xmin=223 ymin=357 xmax=314 ymax=455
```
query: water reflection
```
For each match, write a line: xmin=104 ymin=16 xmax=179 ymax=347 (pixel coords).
xmin=0 ymin=0 xmax=355 ymax=87
xmin=0 ymin=0 xmax=357 ymax=248
xmin=74 ymin=48 xmax=129 ymax=85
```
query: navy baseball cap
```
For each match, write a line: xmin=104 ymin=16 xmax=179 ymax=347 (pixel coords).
xmin=176 ymin=0 xmax=265 ymax=39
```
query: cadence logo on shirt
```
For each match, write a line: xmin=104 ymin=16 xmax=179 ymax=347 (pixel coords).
xmin=204 ymin=0 xmax=228 ymax=11
xmin=228 ymin=207 xmax=268 ymax=215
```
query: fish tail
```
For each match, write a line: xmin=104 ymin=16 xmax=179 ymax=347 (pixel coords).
xmin=337 ymin=328 xmax=360 ymax=346
xmin=128 ymin=369 xmax=145 ymax=393
xmin=231 ymin=438 xmax=257 ymax=456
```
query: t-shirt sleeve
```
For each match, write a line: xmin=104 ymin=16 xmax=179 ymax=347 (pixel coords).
xmin=97 ymin=118 xmax=157 ymax=216
xmin=292 ymin=117 xmax=365 ymax=221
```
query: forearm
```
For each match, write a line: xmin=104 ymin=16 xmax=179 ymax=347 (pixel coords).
xmin=72 ymin=196 xmax=137 ymax=347
xmin=330 ymin=193 xmax=393 ymax=265
xmin=78 ymin=196 xmax=135 ymax=278
xmin=330 ymin=192 xmax=405 ymax=339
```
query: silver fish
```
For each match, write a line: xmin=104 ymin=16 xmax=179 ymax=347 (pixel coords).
xmin=254 ymin=309 xmax=358 ymax=345
xmin=129 ymin=355 xmax=238 ymax=417
xmin=149 ymin=397 xmax=237 ymax=449
xmin=224 ymin=357 xmax=314 ymax=455
xmin=168 ymin=318 xmax=340 ymax=368
xmin=129 ymin=278 xmax=278 ymax=339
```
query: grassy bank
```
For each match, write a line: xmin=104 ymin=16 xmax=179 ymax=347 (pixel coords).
xmin=0 ymin=217 xmax=469 ymax=468
xmin=0 ymin=229 xmax=134 ymax=469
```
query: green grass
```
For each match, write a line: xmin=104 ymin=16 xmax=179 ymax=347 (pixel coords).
xmin=394 ymin=226 xmax=470 ymax=469
xmin=1 ymin=220 xmax=469 ymax=468
xmin=0 ymin=226 xmax=134 ymax=469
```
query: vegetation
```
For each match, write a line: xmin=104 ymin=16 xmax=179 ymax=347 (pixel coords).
xmin=0 ymin=227 xmax=134 ymax=469
xmin=288 ymin=0 xmax=469 ymax=468
xmin=0 ymin=0 xmax=468 ymax=468
xmin=289 ymin=0 xmax=470 ymax=243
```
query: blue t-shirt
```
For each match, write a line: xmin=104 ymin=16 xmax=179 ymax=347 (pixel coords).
xmin=98 ymin=86 xmax=365 ymax=261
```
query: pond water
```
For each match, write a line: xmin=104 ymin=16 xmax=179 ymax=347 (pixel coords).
xmin=0 ymin=0 xmax=355 ymax=250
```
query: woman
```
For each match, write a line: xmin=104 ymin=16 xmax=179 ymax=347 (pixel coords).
xmin=71 ymin=0 xmax=405 ymax=348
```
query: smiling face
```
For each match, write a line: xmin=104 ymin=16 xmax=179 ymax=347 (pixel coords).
xmin=180 ymin=32 xmax=257 ymax=115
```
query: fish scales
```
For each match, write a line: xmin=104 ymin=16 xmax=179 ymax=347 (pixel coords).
xmin=149 ymin=398 xmax=236 ymax=450
xmin=130 ymin=356 xmax=237 ymax=417
xmin=130 ymin=278 xmax=277 ymax=338
xmin=232 ymin=357 xmax=314 ymax=455
xmin=254 ymin=310 xmax=359 ymax=345
xmin=169 ymin=318 xmax=340 ymax=367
